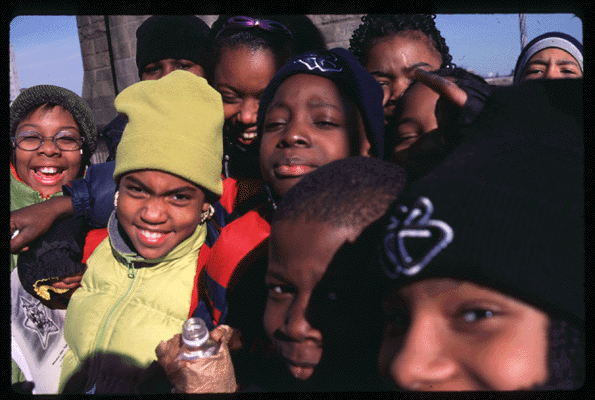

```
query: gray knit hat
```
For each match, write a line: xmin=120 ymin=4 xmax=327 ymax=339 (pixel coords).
xmin=10 ymin=85 xmax=97 ymax=162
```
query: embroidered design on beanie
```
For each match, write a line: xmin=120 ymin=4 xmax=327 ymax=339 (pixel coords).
xmin=297 ymin=53 xmax=342 ymax=72
xmin=380 ymin=197 xmax=453 ymax=279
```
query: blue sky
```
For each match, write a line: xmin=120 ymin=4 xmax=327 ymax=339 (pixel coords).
xmin=10 ymin=14 xmax=583 ymax=96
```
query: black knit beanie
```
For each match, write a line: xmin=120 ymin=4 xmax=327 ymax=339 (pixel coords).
xmin=376 ymin=78 xmax=584 ymax=387
xmin=135 ymin=15 xmax=210 ymax=79
xmin=257 ymin=48 xmax=385 ymax=159
xmin=10 ymin=85 xmax=97 ymax=164
xmin=17 ymin=217 xmax=89 ymax=302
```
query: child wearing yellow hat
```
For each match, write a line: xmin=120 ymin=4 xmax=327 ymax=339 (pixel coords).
xmin=58 ymin=70 xmax=224 ymax=394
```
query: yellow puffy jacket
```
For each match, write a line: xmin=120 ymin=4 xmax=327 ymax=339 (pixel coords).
xmin=58 ymin=212 xmax=206 ymax=394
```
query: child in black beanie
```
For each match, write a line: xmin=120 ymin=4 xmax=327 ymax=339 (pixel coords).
xmin=373 ymin=78 xmax=583 ymax=390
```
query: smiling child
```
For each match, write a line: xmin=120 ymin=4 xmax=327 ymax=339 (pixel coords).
xmin=10 ymin=85 xmax=97 ymax=393
xmin=58 ymin=70 xmax=224 ymax=394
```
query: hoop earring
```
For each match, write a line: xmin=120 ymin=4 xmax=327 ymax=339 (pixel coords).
xmin=80 ymin=149 xmax=83 ymax=155
xmin=114 ymin=191 xmax=119 ymax=210
xmin=199 ymin=205 xmax=215 ymax=224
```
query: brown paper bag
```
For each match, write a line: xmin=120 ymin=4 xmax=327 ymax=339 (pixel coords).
xmin=155 ymin=324 xmax=238 ymax=393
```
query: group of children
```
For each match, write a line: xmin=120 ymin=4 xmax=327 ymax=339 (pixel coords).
xmin=10 ymin=14 xmax=583 ymax=393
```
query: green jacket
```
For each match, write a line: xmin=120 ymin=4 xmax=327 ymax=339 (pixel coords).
xmin=58 ymin=211 xmax=207 ymax=394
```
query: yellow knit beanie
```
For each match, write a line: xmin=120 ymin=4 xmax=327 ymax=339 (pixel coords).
xmin=113 ymin=70 xmax=224 ymax=198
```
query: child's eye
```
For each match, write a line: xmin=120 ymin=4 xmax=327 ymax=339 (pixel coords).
xmin=220 ymin=94 xmax=240 ymax=104
xmin=267 ymin=284 xmax=291 ymax=294
xmin=525 ymin=68 xmax=544 ymax=76
xmin=171 ymin=193 xmax=191 ymax=202
xmin=263 ymin=121 xmax=285 ymax=132
xmin=315 ymin=120 xmax=339 ymax=127
xmin=126 ymin=185 xmax=143 ymax=193
xmin=143 ymin=66 xmax=160 ymax=75
xmin=457 ymin=308 xmax=495 ymax=323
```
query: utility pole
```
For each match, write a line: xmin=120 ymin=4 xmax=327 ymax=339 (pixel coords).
xmin=519 ymin=14 xmax=527 ymax=50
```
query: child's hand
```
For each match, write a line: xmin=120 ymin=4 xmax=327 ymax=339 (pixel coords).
xmin=414 ymin=68 xmax=468 ymax=107
xmin=11 ymin=196 xmax=74 ymax=253
xmin=52 ymin=269 xmax=86 ymax=290
xmin=155 ymin=325 xmax=238 ymax=393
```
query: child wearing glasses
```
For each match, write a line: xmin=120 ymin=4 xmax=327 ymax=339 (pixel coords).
xmin=10 ymin=85 xmax=97 ymax=393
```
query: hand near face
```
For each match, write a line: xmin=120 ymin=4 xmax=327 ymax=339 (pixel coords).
xmin=10 ymin=196 xmax=74 ymax=253
xmin=391 ymin=69 xmax=470 ymax=180
xmin=413 ymin=68 xmax=468 ymax=107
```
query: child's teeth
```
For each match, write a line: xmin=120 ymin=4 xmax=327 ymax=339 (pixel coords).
xmin=140 ymin=230 xmax=163 ymax=239
xmin=242 ymin=132 xmax=257 ymax=139
xmin=38 ymin=167 xmax=59 ymax=174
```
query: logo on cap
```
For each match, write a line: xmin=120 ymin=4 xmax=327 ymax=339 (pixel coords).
xmin=297 ymin=53 xmax=343 ymax=73
xmin=380 ymin=197 xmax=454 ymax=279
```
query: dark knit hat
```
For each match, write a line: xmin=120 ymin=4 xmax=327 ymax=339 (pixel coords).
xmin=376 ymin=78 xmax=584 ymax=327
xmin=135 ymin=15 xmax=210 ymax=78
xmin=256 ymin=48 xmax=385 ymax=158
xmin=514 ymin=31 xmax=583 ymax=84
xmin=10 ymin=85 xmax=97 ymax=161
xmin=17 ymin=217 xmax=88 ymax=301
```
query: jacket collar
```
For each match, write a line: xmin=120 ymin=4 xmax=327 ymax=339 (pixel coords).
xmin=10 ymin=163 xmax=62 ymax=205
xmin=107 ymin=210 xmax=207 ymax=266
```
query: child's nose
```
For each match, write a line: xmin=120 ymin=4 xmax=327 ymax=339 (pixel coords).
xmin=140 ymin=198 xmax=168 ymax=224
xmin=278 ymin=121 xmax=311 ymax=149
xmin=392 ymin=314 xmax=459 ymax=390
xmin=38 ymin=137 xmax=61 ymax=156
xmin=284 ymin=298 xmax=322 ymax=342
xmin=238 ymin=98 xmax=259 ymax=125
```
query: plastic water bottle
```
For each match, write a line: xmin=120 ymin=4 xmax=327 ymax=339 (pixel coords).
xmin=176 ymin=317 xmax=219 ymax=361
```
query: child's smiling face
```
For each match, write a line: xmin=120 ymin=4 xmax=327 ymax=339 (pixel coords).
xmin=264 ymin=218 xmax=361 ymax=381
xmin=378 ymin=278 xmax=551 ymax=390
xmin=117 ymin=170 xmax=209 ymax=260
xmin=14 ymin=105 xmax=83 ymax=198
xmin=259 ymin=73 xmax=364 ymax=197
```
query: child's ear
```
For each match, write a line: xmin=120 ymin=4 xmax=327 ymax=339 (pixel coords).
xmin=356 ymin=110 xmax=372 ymax=157
xmin=201 ymin=202 xmax=211 ymax=213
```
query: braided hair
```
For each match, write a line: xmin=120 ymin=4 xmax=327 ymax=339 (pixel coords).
xmin=349 ymin=14 xmax=452 ymax=68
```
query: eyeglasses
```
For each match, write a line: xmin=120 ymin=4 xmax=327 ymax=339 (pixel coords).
xmin=12 ymin=131 xmax=85 ymax=151
xmin=216 ymin=16 xmax=293 ymax=39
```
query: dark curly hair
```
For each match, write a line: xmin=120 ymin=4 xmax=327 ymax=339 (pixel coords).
xmin=349 ymin=14 xmax=452 ymax=68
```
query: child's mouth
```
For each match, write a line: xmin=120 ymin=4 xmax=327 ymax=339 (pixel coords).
xmin=32 ymin=167 xmax=66 ymax=185
xmin=275 ymin=164 xmax=316 ymax=177
xmin=288 ymin=364 xmax=315 ymax=380
xmin=237 ymin=131 xmax=257 ymax=146
xmin=136 ymin=228 xmax=172 ymax=245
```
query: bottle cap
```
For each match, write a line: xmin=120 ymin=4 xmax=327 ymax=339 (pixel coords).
xmin=181 ymin=317 xmax=209 ymax=347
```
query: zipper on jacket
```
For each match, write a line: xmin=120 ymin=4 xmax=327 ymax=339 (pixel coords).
xmin=85 ymin=259 xmax=138 ymax=392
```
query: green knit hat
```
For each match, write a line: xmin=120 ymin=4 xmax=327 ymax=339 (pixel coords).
xmin=10 ymin=85 xmax=97 ymax=163
xmin=113 ymin=70 xmax=224 ymax=199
